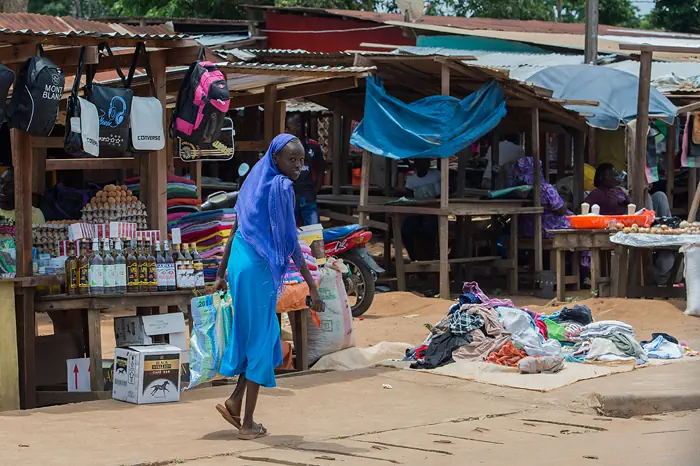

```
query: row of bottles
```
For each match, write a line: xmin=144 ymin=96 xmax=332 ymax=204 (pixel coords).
xmin=65 ymin=239 xmax=204 ymax=295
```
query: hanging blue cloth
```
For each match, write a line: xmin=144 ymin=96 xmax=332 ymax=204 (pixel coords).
xmin=350 ymin=76 xmax=507 ymax=160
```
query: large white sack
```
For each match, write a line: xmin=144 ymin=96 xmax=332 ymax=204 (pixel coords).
xmin=681 ymin=244 xmax=700 ymax=317
xmin=307 ymin=259 xmax=355 ymax=364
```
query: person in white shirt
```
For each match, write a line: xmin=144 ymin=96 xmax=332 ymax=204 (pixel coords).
xmin=402 ymin=159 xmax=440 ymax=261
xmin=481 ymin=135 xmax=524 ymax=189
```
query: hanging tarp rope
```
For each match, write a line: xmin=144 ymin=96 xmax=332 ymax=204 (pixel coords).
xmin=350 ymin=76 xmax=507 ymax=160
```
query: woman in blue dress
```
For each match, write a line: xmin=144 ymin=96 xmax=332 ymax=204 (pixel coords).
xmin=214 ymin=133 xmax=322 ymax=440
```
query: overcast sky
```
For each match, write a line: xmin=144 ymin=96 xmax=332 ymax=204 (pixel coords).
xmin=633 ymin=0 xmax=654 ymax=16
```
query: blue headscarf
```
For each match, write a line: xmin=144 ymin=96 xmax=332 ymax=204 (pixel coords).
xmin=236 ymin=133 xmax=299 ymax=292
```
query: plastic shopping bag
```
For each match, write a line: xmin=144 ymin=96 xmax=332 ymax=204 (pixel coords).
xmin=186 ymin=290 xmax=233 ymax=389
xmin=681 ymin=244 xmax=700 ymax=317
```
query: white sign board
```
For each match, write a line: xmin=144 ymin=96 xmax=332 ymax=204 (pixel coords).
xmin=67 ymin=357 xmax=91 ymax=392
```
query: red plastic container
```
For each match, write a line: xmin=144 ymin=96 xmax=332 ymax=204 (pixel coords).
xmin=567 ymin=215 xmax=609 ymax=230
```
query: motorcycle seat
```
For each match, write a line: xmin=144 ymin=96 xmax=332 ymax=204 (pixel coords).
xmin=323 ymin=224 xmax=366 ymax=242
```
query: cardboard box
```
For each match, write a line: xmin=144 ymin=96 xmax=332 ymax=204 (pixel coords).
xmin=112 ymin=345 xmax=181 ymax=404
xmin=114 ymin=313 xmax=188 ymax=363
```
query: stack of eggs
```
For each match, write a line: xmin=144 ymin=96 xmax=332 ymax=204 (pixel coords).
xmin=81 ymin=184 xmax=148 ymax=230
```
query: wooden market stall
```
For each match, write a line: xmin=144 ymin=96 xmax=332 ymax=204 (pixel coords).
xmin=302 ymin=55 xmax=589 ymax=299
xmin=0 ymin=26 xmax=205 ymax=410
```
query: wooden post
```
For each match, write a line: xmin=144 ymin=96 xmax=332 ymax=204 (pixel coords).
xmin=587 ymin=126 xmax=597 ymax=166
xmin=264 ymin=85 xmax=277 ymax=145
xmin=584 ymin=0 xmax=599 ymax=65
xmin=666 ymin=123 xmax=676 ymax=208
xmin=491 ymin=129 xmax=500 ymax=190
xmin=150 ymin=51 xmax=168 ymax=238
xmin=632 ymin=47 xmax=653 ymax=209
xmin=274 ymin=100 xmax=286 ymax=136
xmin=531 ymin=108 xmax=543 ymax=275
xmin=194 ymin=161 xmax=202 ymax=200
xmin=358 ymin=150 xmax=371 ymax=226
xmin=573 ymin=130 xmax=585 ymax=211
xmin=689 ymin=173 xmax=700 ymax=222
xmin=439 ymin=64 xmax=450 ymax=299
xmin=331 ymin=111 xmax=342 ymax=196
xmin=166 ymin=139 xmax=175 ymax=175
xmin=341 ymin=115 xmax=352 ymax=186
xmin=690 ymin=168 xmax=698 ymax=219
xmin=542 ymin=132 xmax=550 ymax=184
xmin=11 ymin=128 xmax=36 ymax=409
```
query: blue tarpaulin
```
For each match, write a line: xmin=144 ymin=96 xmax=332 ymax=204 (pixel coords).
xmin=350 ymin=76 xmax=507 ymax=159
xmin=527 ymin=65 xmax=677 ymax=130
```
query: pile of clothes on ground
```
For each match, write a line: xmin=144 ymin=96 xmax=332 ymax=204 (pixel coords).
xmin=125 ymin=174 xmax=201 ymax=228
xmin=405 ymin=282 xmax=692 ymax=374
xmin=171 ymin=208 xmax=236 ymax=285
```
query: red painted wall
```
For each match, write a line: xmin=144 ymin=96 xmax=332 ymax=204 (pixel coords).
xmin=265 ymin=11 xmax=414 ymax=53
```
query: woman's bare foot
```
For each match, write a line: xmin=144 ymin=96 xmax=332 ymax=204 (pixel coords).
xmin=238 ymin=422 xmax=268 ymax=440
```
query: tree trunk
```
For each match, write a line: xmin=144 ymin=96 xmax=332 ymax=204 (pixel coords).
xmin=1 ymin=0 xmax=29 ymax=13
xmin=556 ymin=0 xmax=563 ymax=21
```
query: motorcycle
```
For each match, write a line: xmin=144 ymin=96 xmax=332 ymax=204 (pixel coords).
xmin=201 ymin=187 xmax=383 ymax=317
xmin=323 ymin=224 xmax=384 ymax=318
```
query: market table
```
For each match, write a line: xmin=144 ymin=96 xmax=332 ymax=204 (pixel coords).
xmin=610 ymin=232 xmax=698 ymax=299
xmin=358 ymin=198 xmax=542 ymax=295
xmin=551 ymin=230 xmax=616 ymax=301
xmin=34 ymin=291 xmax=194 ymax=406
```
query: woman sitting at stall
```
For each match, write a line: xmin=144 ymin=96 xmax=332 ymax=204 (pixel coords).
xmin=511 ymin=157 xmax=570 ymax=238
xmin=213 ymin=134 xmax=323 ymax=440
xmin=585 ymin=163 xmax=674 ymax=285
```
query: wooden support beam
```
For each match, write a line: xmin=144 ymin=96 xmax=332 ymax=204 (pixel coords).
xmin=491 ymin=129 xmax=500 ymax=190
xmin=358 ymin=151 xmax=371 ymax=226
xmin=194 ymin=161 xmax=202 ymax=200
xmin=341 ymin=115 xmax=352 ymax=186
xmin=531 ymin=108 xmax=543 ymax=274
xmin=46 ymin=157 xmax=136 ymax=171
xmin=574 ymin=130 xmax=585 ymax=211
xmin=666 ymin=123 xmax=676 ymax=208
xmin=690 ymin=168 xmax=698 ymax=220
xmin=264 ymin=85 xmax=277 ymax=145
xmin=632 ymin=48 xmax=653 ymax=209
xmin=331 ymin=111 xmax=342 ymax=196
xmin=439 ymin=64 xmax=450 ymax=299
xmin=274 ymin=100 xmax=287 ymax=136
xmin=150 ymin=51 xmax=169 ymax=238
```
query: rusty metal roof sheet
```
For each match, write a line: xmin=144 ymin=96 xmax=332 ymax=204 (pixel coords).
xmin=223 ymin=61 xmax=375 ymax=75
xmin=0 ymin=12 xmax=188 ymax=40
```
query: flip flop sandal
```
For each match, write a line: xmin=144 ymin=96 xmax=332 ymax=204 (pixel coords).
xmin=238 ymin=423 xmax=268 ymax=440
xmin=215 ymin=404 xmax=242 ymax=429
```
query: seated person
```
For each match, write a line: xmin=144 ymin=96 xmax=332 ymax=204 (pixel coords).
xmin=482 ymin=134 xmax=524 ymax=189
xmin=0 ymin=168 xmax=45 ymax=223
xmin=585 ymin=163 xmax=674 ymax=285
xmin=401 ymin=159 xmax=439 ymax=261
xmin=511 ymin=157 xmax=570 ymax=238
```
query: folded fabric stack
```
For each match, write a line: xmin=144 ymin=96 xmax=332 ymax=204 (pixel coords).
xmin=283 ymin=241 xmax=319 ymax=285
xmin=171 ymin=208 xmax=236 ymax=285
xmin=124 ymin=175 xmax=201 ymax=227
xmin=570 ymin=320 xmax=648 ymax=363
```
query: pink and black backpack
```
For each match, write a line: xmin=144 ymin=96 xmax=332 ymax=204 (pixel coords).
xmin=170 ymin=48 xmax=230 ymax=145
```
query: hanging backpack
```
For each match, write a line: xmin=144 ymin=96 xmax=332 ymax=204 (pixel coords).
xmin=87 ymin=42 xmax=133 ymax=154
xmin=64 ymin=46 xmax=100 ymax=158
xmin=0 ymin=64 xmax=14 ymax=124
xmin=170 ymin=48 xmax=230 ymax=146
xmin=126 ymin=43 xmax=165 ymax=152
xmin=6 ymin=45 xmax=64 ymax=136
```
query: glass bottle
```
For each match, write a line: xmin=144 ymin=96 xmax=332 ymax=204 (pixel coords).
xmin=155 ymin=240 xmax=167 ymax=292
xmin=191 ymin=243 xmax=205 ymax=289
xmin=163 ymin=241 xmax=176 ymax=291
xmin=182 ymin=243 xmax=194 ymax=289
xmin=103 ymin=238 xmax=115 ymax=295
xmin=174 ymin=243 xmax=186 ymax=290
xmin=114 ymin=239 xmax=127 ymax=295
xmin=77 ymin=240 xmax=89 ymax=295
xmin=127 ymin=239 xmax=139 ymax=293
xmin=65 ymin=243 xmax=77 ymax=295
xmin=146 ymin=239 xmax=157 ymax=292
xmin=88 ymin=237 xmax=104 ymax=295
xmin=137 ymin=239 xmax=148 ymax=293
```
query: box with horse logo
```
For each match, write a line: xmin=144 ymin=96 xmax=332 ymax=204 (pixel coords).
xmin=112 ymin=345 xmax=181 ymax=404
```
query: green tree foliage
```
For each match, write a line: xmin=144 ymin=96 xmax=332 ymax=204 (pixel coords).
xmin=562 ymin=0 xmax=640 ymax=27
xmin=28 ymin=0 xmax=110 ymax=17
xmin=650 ymin=0 xmax=700 ymax=33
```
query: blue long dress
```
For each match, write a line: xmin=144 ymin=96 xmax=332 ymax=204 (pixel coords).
xmin=219 ymin=230 xmax=283 ymax=388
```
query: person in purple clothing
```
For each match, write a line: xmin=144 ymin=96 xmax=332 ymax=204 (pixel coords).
xmin=584 ymin=163 xmax=630 ymax=215
xmin=511 ymin=157 xmax=571 ymax=238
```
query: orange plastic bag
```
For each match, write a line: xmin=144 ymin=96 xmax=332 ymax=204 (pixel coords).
xmin=275 ymin=282 xmax=321 ymax=328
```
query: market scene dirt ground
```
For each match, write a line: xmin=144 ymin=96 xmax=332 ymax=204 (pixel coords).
xmin=12 ymin=292 xmax=700 ymax=466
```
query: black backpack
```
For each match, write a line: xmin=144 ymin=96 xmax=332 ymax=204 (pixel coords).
xmin=7 ymin=45 xmax=64 ymax=136
xmin=0 ymin=64 xmax=14 ymax=124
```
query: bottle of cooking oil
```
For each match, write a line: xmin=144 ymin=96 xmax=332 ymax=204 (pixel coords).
xmin=163 ymin=241 xmax=176 ymax=291
xmin=155 ymin=240 xmax=167 ymax=292
xmin=77 ymin=240 xmax=89 ymax=295
xmin=137 ymin=239 xmax=148 ymax=293
xmin=127 ymin=239 xmax=139 ymax=293
xmin=103 ymin=238 xmax=115 ymax=295
xmin=88 ymin=237 xmax=104 ymax=295
xmin=114 ymin=239 xmax=127 ymax=295
xmin=65 ymin=243 xmax=77 ymax=295
xmin=191 ymin=243 xmax=205 ymax=289
xmin=146 ymin=239 xmax=157 ymax=292
xmin=174 ymin=243 xmax=186 ymax=290
xmin=182 ymin=243 xmax=194 ymax=289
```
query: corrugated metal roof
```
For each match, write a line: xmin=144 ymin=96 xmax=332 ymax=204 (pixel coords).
xmin=196 ymin=33 xmax=250 ymax=47
xmin=0 ymin=12 xmax=188 ymax=40
xmin=286 ymin=99 xmax=328 ymax=113
xmin=603 ymin=61 xmax=700 ymax=93
xmin=223 ymin=61 xmax=375 ymax=75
